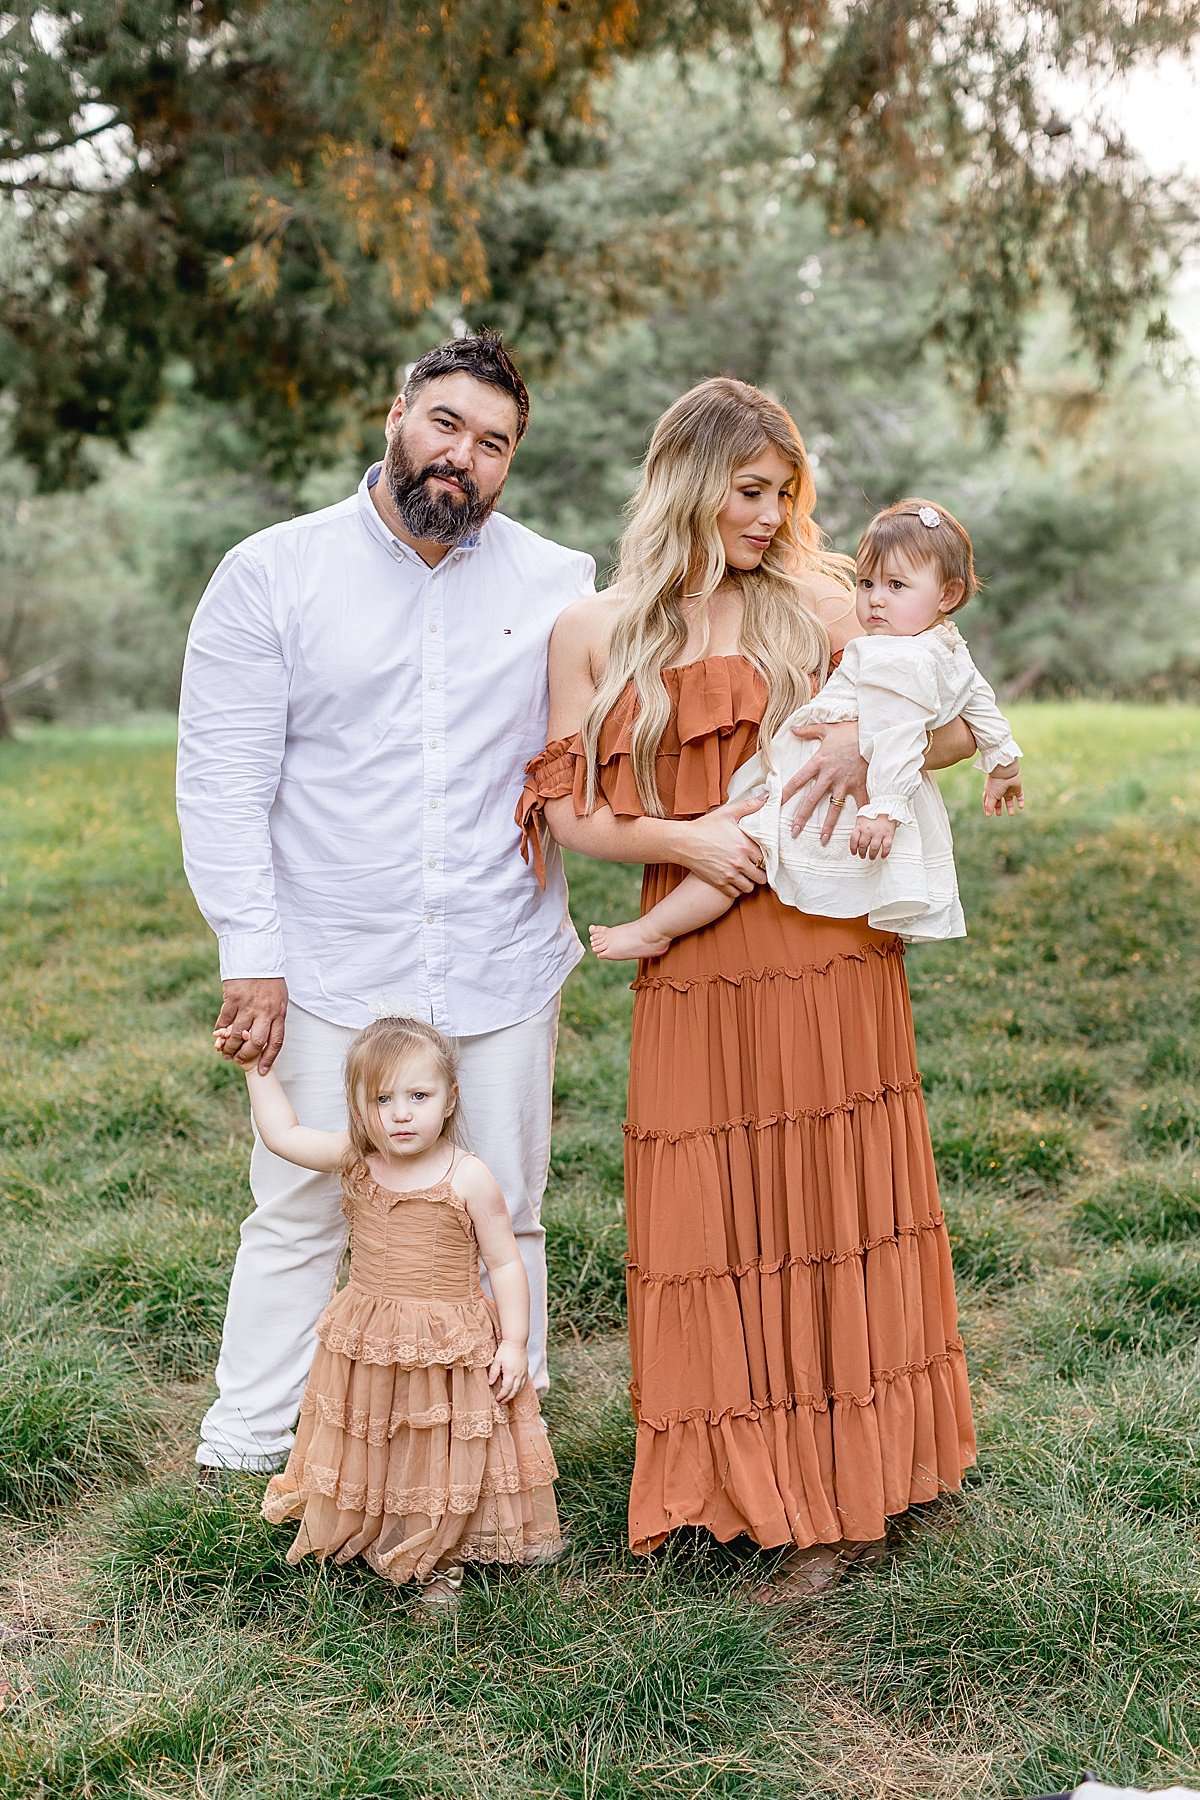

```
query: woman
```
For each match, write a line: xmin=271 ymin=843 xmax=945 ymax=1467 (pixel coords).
xmin=518 ymin=378 xmax=976 ymax=1592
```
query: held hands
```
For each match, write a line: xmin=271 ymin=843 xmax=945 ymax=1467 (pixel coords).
xmin=783 ymin=720 xmax=869 ymax=842
xmin=849 ymin=813 xmax=896 ymax=860
xmin=983 ymin=761 xmax=1024 ymax=818
xmin=213 ymin=977 xmax=289 ymax=1075
xmin=488 ymin=1338 xmax=529 ymax=1405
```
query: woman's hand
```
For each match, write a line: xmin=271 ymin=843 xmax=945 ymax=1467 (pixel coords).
xmin=676 ymin=793 xmax=768 ymax=895
xmin=782 ymin=720 xmax=868 ymax=842
xmin=488 ymin=1339 xmax=529 ymax=1405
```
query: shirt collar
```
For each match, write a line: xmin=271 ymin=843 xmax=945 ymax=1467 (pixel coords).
xmin=357 ymin=463 xmax=484 ymax=564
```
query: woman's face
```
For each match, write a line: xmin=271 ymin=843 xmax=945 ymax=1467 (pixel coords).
xmin=714 ymin=445 xmax=796 ymax=571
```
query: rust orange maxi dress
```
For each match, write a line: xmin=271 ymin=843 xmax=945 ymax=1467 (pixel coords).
xmin=518 ymin=655 xmax=976 ymax=1554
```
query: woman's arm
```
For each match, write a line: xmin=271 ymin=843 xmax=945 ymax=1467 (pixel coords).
xmin=541 ymin=600 xmax=767 ymax=896
xmin=925 ymin=716 xmax=978 ymax=770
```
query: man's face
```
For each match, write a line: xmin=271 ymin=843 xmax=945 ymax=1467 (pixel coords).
xmin=382 ymin=372 xmax=520 ymax=546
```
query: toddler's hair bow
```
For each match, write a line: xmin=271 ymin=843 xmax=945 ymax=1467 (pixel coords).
xmin=917 ymin=505 xmax=941 ymax=528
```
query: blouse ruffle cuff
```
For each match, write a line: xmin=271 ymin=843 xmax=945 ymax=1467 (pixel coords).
xmin=516 ymin=736 xmax=585 ymax=889
xmin=791 ymin=697 xmax=857 ymax=728
xmin=973 ymin=736 xmax=1022 ymax=775
xmin=857 ymin=795 xmax=916 ymax=827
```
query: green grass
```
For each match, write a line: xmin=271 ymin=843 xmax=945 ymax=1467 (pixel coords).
xmin=2 ymin=704 xmax=1200 ymax=1796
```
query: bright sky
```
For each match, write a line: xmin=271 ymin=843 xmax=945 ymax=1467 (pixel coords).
xmin=1110 ymin=55 xmax=1200 ymax=178
xmin=1103 ymin=55 xmax=1200 ymax=349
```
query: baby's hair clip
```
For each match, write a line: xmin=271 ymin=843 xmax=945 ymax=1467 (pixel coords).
xmin=917 ymin=506 xmax=941 ymax=529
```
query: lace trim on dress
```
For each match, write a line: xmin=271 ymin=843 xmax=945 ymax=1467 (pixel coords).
xmin=630 ymin=938 xmax=905 ymax=992
xmin=298 ymin=1391 xmax=503 ymax=1442
xmin=316 ymin=1320 xmax=496 ymax=1366
xmin=625 ymin=1214 xmax=948 ymax=1282
xmin=623 ymin=1075 xmax=924 ymax=1142
xmin=631 ymin=1339 xmax=967 ymax=1429
xmin=454 ymin=1529 xmax=563 ymax=1564
xmin=279 ymin=1463 xmax=558 ymax=1517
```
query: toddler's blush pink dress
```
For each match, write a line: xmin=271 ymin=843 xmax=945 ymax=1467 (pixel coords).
xmin=263 ymin=1160 xmax=560 ymax=1582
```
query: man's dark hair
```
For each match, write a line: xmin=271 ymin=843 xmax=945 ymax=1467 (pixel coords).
xmin=404 ymin=329 xmax=530 ymax=444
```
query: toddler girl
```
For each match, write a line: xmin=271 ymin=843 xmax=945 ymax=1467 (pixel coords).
xmin=590 ymin=498 xmax=1023 ymax=957
xmin=217 ymin=1013 xmax=561 ymax=1607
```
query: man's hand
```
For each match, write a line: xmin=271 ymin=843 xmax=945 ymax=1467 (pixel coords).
xmin=214 ymin=977 xmax=289 ymax=1075
xmin=849 ymin=813 xmax=896 ymax=861
xmin=676 ymin=793 xmax=768 ymax=897
xmin=983 ymin=761 xmax=1024 ymax=818
xmin=783 ymin=720 xmax=868 ymax=842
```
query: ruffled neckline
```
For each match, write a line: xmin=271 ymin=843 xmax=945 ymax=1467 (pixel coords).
xmin=350 ymin=1164 xmax=468 ymax=1213
xmin=661 ymin=652 xmax=752 ymax=675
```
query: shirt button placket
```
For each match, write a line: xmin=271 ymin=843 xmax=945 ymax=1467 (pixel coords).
xmin=422 ymin=569 xmax=448 ymax=1028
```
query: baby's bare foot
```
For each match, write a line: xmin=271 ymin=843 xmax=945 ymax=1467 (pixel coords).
xmin=589 ymin=921 xmax=672 ymax=961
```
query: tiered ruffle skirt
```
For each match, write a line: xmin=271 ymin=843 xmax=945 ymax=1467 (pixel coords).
xmin=625 ymin=925 xmax=975 ymax=1553
xmin=262 ymin=1287 xmax=561 ymax=1582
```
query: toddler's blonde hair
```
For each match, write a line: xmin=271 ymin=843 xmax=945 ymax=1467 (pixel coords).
xmin=857 ymin=497 xmax=978 ymax=613
xmin=342 ymin=1016 xmax=462 ymax=1170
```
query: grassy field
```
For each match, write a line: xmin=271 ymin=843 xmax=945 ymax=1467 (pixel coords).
xmin=1 ymin=705 xmax=1199 ymax=1799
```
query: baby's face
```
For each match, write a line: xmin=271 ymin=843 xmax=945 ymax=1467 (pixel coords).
xmin=856 ymin=553 xmax=959 ymax=637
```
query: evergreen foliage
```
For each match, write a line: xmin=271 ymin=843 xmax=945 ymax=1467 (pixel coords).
xmin=1 ymin=2 xmax=1195 ymax=483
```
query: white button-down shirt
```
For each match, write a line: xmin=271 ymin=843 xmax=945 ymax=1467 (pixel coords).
xmin=177 ymin=466 xmax=594 ymax=1034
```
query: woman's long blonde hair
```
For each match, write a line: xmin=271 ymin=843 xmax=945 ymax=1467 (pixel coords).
xmin=580 ymin=377 xmax=853 ymax=816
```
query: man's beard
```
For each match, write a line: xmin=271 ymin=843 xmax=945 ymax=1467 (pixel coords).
xmin=382 ymin=430 xmax=499 ymax=546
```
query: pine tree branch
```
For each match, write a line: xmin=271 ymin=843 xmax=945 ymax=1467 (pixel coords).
xmin=0 ymin=115 xmax=122 ymax=164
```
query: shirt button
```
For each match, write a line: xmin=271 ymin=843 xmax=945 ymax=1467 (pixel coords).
xmin=427 ymin=678 xmax=440 ymax=691
xmin=425 ymin=911 xmax=436 ymax=924
xmin=428 ymin=621 xmax=438 ymax=634
xmin=427 ymin=856 xmax=438 ymax=869
xmin=428 ymin=739 xmax=439 ymax=751
xmin=429 ymin=798 xmax=439 ymax=810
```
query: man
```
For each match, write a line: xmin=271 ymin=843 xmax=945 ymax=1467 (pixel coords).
xmin=177 ymin=331 xmax=600 ymax=1473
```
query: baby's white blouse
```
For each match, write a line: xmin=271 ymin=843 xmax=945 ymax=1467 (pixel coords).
xmin=730 ymin=622 xmax=1021 ymax=941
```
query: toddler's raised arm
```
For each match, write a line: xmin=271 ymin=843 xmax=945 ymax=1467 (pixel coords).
xmin=218 ymin=1035 xmax=349 ymax=1172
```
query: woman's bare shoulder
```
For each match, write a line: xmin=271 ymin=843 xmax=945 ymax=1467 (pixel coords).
xmin=551 ymin=589 xmax=622 ymax=660
xmin=798 ymin=575 xmax=860 ymax=653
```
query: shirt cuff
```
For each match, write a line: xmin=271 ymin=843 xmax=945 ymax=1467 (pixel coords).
xmin=973 ymin=738 xmax=1023 ymax=775
xmin=218 ymin=929 xmax=286 ymax=980
xmin=858 ymin=797 xmax=915 ymax=827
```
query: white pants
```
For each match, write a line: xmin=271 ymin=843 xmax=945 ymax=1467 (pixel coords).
xmin=197 ymin=995 xmax=560 ymax=1471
